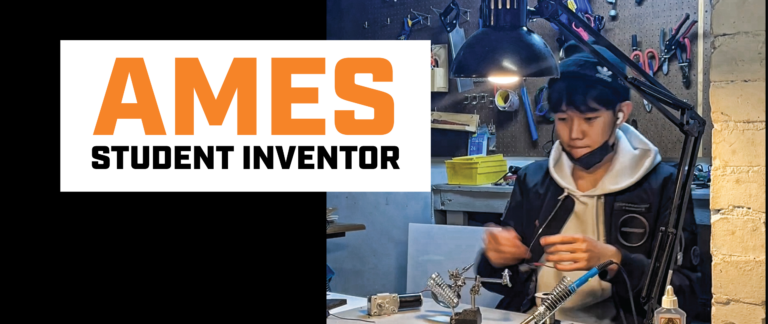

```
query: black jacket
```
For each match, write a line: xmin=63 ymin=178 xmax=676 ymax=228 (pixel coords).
xmin=476 ymin=160 xmax=700 ymax=324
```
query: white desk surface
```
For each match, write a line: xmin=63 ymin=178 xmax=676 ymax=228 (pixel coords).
xmin=327 ymin=292 xmax=368 ymax=315
xmin=326 ymin=293 xmax=584 ymax=324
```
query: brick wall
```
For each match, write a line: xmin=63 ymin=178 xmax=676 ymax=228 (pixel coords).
xmin=709 ymin=0 xmax=766 ymax=323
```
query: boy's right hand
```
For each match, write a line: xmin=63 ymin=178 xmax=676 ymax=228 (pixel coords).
xmin=483 ymin=223 xmax=531 ymax=268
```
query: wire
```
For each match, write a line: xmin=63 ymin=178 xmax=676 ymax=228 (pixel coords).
xmin=330 ymin=314 xmax=376 ymax=323
xmin=542 ymin=125 xmax=556 ymax=155
xmin=598 ymin=260 xmax=638 ymax=324
xmin=534 ymin=85 xmax=548 ymax=116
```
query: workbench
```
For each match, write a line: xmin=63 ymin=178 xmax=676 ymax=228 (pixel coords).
xmin=326 ymin=292 xmax=584 ymax=324
xmin=432 ymin=184 xmax=711 ymax=225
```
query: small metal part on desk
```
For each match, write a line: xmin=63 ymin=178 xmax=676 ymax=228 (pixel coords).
xmin=367 ymin=292 xmax=423 ymax=316
xmin=367 ymin=293 xmax=399 ymax=316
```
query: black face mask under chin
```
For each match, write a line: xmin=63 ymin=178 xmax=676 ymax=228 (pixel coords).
xmin=564 ymin=138 xmax=616 ymax=170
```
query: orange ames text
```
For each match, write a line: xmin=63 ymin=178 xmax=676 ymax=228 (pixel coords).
xmin=93 ymin=57 xmax=395 ymax=135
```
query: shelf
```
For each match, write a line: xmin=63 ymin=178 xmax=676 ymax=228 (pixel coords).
xmin=326 ymin=222 xmax=366 ymax=239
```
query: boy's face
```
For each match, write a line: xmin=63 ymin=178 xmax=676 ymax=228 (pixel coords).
xmin=554 ymin=101 xmax=626 ymax=159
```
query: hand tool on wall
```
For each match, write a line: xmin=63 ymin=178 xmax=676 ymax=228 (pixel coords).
xmin=607 ymin=0 xmax=617 ymax=19
xmin=571 ymin=13 xmax=595 ymax=41
xmin=660 ymin=13 xmax=698 ymax=82
xmin=659 ymin=13 xmax=697 ymax=88
xmin=552 ymin=0 xmax=601 ymax=49
xmin=520 ymin=81 xmax=539 ymax=142
xmin=437 ymin=0 xmax=473 ymax=93
xmin=630 ymin=34 xmax=660 ymax=76
xmin=659 ymin=28 xmax=672 ymax=75
xmin=630 ymin=35 xmax=659 ymax=112
xmin=677 ymin=39 xmax=692 ymax=88
xmin=397 ymin=14 xmax=424 ymax=40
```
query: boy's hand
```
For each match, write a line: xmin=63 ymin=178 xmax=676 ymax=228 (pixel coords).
xmin=540 ymin=234 xmax=622 ymax=273
xmin=483 ymin=225 xmax=531 ymax=268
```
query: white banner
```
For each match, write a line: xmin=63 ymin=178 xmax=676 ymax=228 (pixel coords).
xmin=61 ymin=40 xmax=431 ymax=191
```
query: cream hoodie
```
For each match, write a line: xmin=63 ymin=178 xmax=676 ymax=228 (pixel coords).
xmin=532 ymin=123 xmax=661 ymax=324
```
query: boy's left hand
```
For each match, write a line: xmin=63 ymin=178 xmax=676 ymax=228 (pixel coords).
xmin=540 ymin=235 xmax=621 ymax=274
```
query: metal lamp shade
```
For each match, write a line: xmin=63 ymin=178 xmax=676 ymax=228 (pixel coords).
xmin=450 ymin=26 xmax=559 ymax=80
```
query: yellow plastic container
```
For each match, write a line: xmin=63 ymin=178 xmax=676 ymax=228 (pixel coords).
xmin=445 ymin=154 xmax=508 ymax=185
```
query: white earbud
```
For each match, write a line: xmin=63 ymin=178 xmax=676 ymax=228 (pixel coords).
xmin=616 ymin=112 xmax=624 ymax=125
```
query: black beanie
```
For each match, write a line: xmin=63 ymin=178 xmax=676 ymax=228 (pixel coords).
xmin=548 ymin=41 xmax=631 ymax=103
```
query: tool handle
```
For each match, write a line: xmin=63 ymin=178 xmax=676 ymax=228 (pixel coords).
xmin=573 ymin=22 xmax=589 ymax=41
xmin=584 ymin=14 xmax=594 ymax=27
xmin=439 ymin=0 xmax=460 ymax=33
xmin=678 ymin=20 xmax=697 ymax=39
xmin=660 ymin=28 xmax=665 ymax=50
xmin=646 ymin=49 xmax=660 ymax=73
xmin=632 ymin=34 xmax=638 ymax=49
xmin=520 ymin=84 xmax=539 ymax=142
xmin=684 ymin=37 xmax=692 ymax=59
xmin=671 ymin=13 xmax=690 ymax=37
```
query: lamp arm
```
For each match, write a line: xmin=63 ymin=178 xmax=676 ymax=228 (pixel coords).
xmin=531 ymin=1 xmax=706 ymax=323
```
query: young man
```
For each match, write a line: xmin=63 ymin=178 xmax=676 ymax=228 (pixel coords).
xmin=475 ymin=43 xmax=701 ymax=324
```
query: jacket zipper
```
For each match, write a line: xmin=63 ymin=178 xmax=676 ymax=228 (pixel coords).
xmin=597 ymin=196 xmax=604 ymax=242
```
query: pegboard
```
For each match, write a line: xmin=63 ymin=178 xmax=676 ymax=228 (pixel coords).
xmin=326 ymin=0 xmax=712 ymax=159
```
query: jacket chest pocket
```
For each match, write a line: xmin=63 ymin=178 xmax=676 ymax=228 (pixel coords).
xmin=612 ymin=202 xmax=654 ymax=252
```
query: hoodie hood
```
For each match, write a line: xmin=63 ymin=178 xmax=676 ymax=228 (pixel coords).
xmin=549 ymin=123 xmax=662 ymax=196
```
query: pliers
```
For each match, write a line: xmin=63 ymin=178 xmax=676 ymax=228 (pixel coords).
xmin=677 ymin=37 xmax=692 ymax=89
xmin=660 ymin=28 xmax=672 ymax=75
xmin=660 ymin=13 xmax=698 ymax=85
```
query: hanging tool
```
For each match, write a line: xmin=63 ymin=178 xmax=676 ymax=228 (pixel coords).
xmin=659 ymin=13 xmax=697 ymax=88
xmin=608 ymin=0 xmax=617 ymax=19
xmin=676 ymin=37 xmax=692 ymax=89
xmin=397 ymin=15 xmax=424 ymax=40
xmin=659 ymin=28 xmax=672 ymax=75
xmin=630 ymin=34 xmax=660 ymax=75
xmin=630 ymin=35 xmax=659 ymax=112
xmin=520 ymin=80 xmax=539 ymax=142
xmin=571 ymin=13 xmax=595 ymax=41
xmin=437 ymin=0 xmax=473 ymax=93
xmin=660 ymin=13 xmax=698 ymax=75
